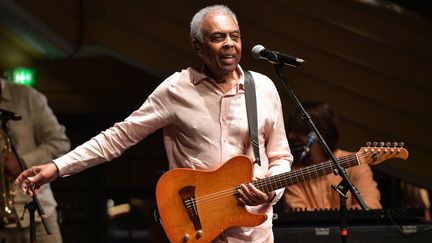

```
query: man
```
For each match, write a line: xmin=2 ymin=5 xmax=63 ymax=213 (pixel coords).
xmin=0 ymin=77 xmax=70 ymax=243
xmin=282 ymin=101 xmax=381 ymax=210
xmin=16 ymin=5 xmax=292 ymax=242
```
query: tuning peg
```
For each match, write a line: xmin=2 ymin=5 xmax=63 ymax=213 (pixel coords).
xmin=399 ymin=142 xmax=405 ymax=147
xmin=366 ymin=142 xmax=371 ymax=147
xmin=393 ymin=142 xmax=398 ymax=147
xmin=386 ymin=142 xmax=391 ymax=147
xmin=381 ymin=142 xmax=389 ymax=153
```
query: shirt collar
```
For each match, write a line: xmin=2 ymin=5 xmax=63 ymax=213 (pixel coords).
xmin=190 ymin=67 xmax=209 ymax=85
xmin=190 ymin=65 xmax=245 ymax=93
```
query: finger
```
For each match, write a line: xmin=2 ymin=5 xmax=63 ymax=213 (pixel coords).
xmin=245 ymin=184 xmax=271 ymax=205
xmin=28 ymin=172 xmax=44 ymax=185
xmin=25 ymin=181 xmax=35 ymax=197
xmin=21 ymin=180 xmax=28 ymax=194
xmin=237 ymin=197 xmax=247 ymax=206
xmin=16 ymin=174 xmax=33 ymax=193
xmin=248 ymin=184 xmax=267 ymax=199
xmin=21 ymin=179 xmax=34 ymax=196
xmin=239 ymin=184 xmax=260 ymax=205
xmin=15 ymin=168 xmax=35 ymax=185
xmin=237 ymin=185 xmax=251 ymax=203
xmin=240 ymin=184 xmax=253 ymax=198
xmin=237 ymin=190 xmax=253 ymax=206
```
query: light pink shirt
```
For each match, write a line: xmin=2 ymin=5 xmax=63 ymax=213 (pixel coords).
xmin=54 ymin=66 xmax=292 ymax=242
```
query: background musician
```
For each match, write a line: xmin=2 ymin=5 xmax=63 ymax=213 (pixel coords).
xmin=0 ymin=77 xmax=70 ymax=243
xmin=282 ymin=101 xmax=381 ymax=210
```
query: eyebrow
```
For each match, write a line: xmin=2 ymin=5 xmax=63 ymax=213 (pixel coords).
xmin=210 ymin=29 xmax=240 ymax=35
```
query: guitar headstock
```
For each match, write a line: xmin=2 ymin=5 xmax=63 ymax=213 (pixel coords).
xmin=357 ymin=142 xmax=409 ymax=165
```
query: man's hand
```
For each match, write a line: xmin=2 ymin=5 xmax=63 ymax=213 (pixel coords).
xmin=237 ymin=183 xmax=276 ymax=206
xmin=14 ymin=162 xmax=59 ymax=196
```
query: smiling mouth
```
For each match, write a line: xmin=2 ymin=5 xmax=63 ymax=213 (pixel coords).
xmin=221 ymin=55 xmax=236 ymax=64
xmin=222 ymin=54 xmax=235 ymax=59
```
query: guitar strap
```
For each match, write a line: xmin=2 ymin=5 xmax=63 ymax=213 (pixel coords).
xmin=243 ymin=70 xmax=261 ymax=166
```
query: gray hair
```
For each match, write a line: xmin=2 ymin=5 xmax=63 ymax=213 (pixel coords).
xmin=190 ymin=5 xmax=238 ymax=42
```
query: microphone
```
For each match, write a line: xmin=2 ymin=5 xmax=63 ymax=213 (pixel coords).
xmin=252 ymin=44 xmax=305 ymax=67
xmin=297 ymin=131 xmax=316 ymax=163
xmin=0 ymin=109 xmax=22 ymax=121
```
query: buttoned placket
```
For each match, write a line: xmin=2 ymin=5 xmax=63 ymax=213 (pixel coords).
xmin=219 ymin=82 xmax=245 ymax=162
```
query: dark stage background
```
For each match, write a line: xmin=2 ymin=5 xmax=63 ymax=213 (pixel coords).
xmin=0 ymin=0 xmax=431 ymax=242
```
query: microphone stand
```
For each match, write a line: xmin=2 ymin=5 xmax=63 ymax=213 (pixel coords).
xmin=0 ymin=112 xmax=51 ymax=243
xmin=272 ymin=64 xmax=368 ymax=243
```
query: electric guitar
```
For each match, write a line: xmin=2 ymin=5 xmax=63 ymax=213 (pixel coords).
xmin=156 ymin=143 xmax=408 ymax=242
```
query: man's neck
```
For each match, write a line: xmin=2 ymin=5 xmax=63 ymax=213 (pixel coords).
xmin=201 ymin=65 xmax=240 ymax=92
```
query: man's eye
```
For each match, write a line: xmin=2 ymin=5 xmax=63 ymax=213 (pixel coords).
xmin=212 ymin=35 xmax=224 ymax=41
xmin=231 ymin=34 xmax=240 ymax=41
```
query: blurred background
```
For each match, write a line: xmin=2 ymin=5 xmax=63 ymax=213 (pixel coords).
xmin=0 ymin=0 xmax=431 ymax=242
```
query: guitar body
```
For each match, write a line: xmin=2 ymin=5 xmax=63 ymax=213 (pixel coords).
xmin=156 ymin=155 xmax=266 ymax=242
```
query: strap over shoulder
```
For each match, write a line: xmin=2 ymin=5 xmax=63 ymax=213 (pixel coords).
xmin=243 ymin=70 xmax=261 ymax=166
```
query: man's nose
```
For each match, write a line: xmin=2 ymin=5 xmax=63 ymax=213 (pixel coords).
xmin=223 ymin=37 xmax=235 ymax=48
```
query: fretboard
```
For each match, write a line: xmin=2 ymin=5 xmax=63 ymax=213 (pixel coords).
xmin=252 ymin=153 xmax=360 ymax=193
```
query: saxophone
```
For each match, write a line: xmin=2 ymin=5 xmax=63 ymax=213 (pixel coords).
xmin=0 ymin=130 xmax=18 ymax=228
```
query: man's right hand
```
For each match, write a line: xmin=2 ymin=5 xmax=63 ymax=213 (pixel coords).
xmin=14 ymin=162 xmax=59 ymax=196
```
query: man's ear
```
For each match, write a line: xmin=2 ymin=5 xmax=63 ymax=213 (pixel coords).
xmin=192 ymin=38 xmax=201 ymax=56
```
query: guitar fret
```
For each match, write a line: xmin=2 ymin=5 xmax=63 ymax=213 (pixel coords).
xmin=258 ymin=153 xmax=361 ymax=191
xmin=320 ymin=161 xmax=327 ymax=177
xmin=256 ymin=152 xmax=380 ymax=193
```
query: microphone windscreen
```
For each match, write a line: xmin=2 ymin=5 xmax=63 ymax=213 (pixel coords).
xmin=251 ymin=45 xmax=265 ymax=59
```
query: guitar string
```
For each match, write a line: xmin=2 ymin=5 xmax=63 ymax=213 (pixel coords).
xmin=186 ymin=149 xmax=404 ymax=208
xmin=187 ymin=153 xmax=356 ymax=207
xmin=235 ymin=148 xmax=402 ymax=195
xmin=186 ymin=152 xmax=359 ymax=208
xmin=184 ymin=150 xmax=398 ymax=208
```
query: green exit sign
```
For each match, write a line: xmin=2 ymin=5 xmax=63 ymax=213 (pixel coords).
xmin=4 ymin=68 xmax=37 ymax=86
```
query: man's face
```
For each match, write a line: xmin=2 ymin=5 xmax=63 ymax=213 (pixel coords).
xmin=193 ymin=13 xmax=242 ymax=80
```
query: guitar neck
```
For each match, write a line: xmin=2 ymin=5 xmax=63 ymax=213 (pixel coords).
xmin=252 ymin=153 xmax=359 ymax=193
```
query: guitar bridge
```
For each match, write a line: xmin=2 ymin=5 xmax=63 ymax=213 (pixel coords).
xmin=179 ymin=186 xmax=202 ymax=233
